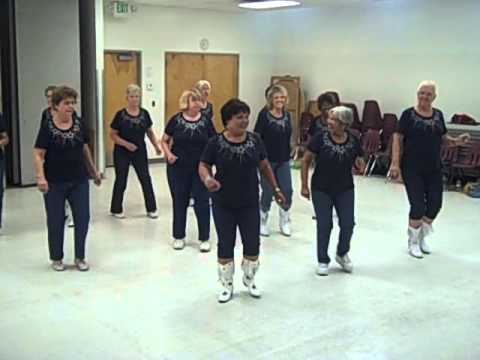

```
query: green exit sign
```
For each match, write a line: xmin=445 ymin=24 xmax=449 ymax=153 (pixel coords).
xmin=115 ymin=1 xmax=129 ymax=14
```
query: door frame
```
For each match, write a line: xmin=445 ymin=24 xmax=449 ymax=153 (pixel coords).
xmin=164 ymin=51 xmax=240 ymax=125
xmin=103 ymin=49 xmax=142 ymax=167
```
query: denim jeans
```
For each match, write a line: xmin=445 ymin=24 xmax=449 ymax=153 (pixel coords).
xmin=166 ymin=163 xmax=210 ymax=241
xmin=312 ymin=189 xmax=355 ymax=264
xmin=260 ymin=161 xmax=293 ymax=212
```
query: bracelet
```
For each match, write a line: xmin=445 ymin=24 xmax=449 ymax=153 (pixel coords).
xmin=274 ymin=187 xmax=281 ymax=193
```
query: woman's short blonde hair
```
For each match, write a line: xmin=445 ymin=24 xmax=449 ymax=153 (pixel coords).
xmin=266 ymin=84 xmax=289 ymax=110
xmin=126 ymin=84 xmax=141 ymax=96
xmin=195 ymin=80 xmax=211 ymax=91
xmin=417 ymin=80 xmax=437 ymax=96
xmin=179 ymin=89 xmax=202 ymax=111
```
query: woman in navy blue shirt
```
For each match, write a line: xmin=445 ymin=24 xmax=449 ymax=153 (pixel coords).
xmin=109 ymin=84 xmax=161 ymax=219
xmin=195 ymin=80 xmax=215 ymax=130
xmin=199 ymin=99 xmax=286 ymax=303
xmin=254 ymin=84 xmax=293 ymax=237
xmin=160 ymin=89 xmax=216 ymax=253
xmin=33 ymin=86 xmax=102 ymax=272
xmin=302 ymin=106 xmax=365 ymax=276
xmin=389 ymin=81 xmax=470 ymax=258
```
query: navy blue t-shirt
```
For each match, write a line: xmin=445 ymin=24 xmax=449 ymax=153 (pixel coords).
xmin=397 ymin=107 xmax=447 ymax=172
xmin=308 ymin=130 xmax=363 ymax=195
xmin=110 ymin=108 xmax=153 ymax=150
xmin=165 ymin=112 xmax=216 ymax=168
xmin=201 ymin=102 xmax=215 ymax=128
xmin=34 ymin=117 xmax=89 ymax=182
xmin=254 ymin=109 xmax=292 ymax=163
xmin=201 ymin=132 xmax=267 ymax=208
xmin=308 ymin=115 xmax=327 ymax=137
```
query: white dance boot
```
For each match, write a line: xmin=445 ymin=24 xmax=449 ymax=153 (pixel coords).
xmin=408 ymin=226 xmax=424 ymax=259
xmin=420 ymin=222 xmax=433 ymax=254
xmin=260 ymin=210 xmax=270 ymax=237
xmin=241 ymin=258 xmax=261 ymax=298
xmin=217 ymin=262 xmax=234 ymax=303
xmin=279 ymin=208 xmax=291 ymax=237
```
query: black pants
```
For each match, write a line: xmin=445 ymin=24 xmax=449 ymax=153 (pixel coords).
xmin=167 ymin=163 xmax=210 ymax=241
xmin=110 ymin=147 xmax=157 ymax=214
xmin=212 ymin=200 xmax=260 ymax=259
xmin=402 ymin=167 xmax=443 ymax=220
xmin=43 ymin=179 xmax=90 ymax=261
xmin=312 ymin=189 xmax=355 ymax=264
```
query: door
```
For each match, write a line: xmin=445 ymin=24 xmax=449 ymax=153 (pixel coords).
xmin=165 ymin=53 xmax=239 ymax=131
xmin=104 ymin=51 xmax=140 ymax=166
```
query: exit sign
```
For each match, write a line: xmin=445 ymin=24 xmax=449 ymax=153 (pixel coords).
xmin=112 ymin=1 xmax=130 ymax=17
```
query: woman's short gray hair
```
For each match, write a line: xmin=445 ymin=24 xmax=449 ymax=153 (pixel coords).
xmin=126 ymin=84 xmax=141 ymax=96
xmin=330 ymin=106 xmax=353 ymax=127
xmin=417 ymin=80 xmax=437 ymax=96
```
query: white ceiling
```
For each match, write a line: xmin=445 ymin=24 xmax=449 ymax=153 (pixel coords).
xmin=131 ymin=0 xmax=369 ymax=12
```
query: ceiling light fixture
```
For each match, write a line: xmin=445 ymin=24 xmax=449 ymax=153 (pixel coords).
xmin=238 ymin=1 xmax=301 ymax=10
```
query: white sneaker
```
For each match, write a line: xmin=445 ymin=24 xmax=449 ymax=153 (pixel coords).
xmin=111 ymin=212 xmax=125 ymax=219
xmin=420 ymin=223 xmax=432 ymax=254
xmin=147 ymin=211 xmax=158 ymax=219
xmin=260 ymin=210 xmax=270 ymax=237
xmin=316 ymin=263 xmax=329 ymax=276
xmin=408 ymin=227 xmax=424 ymax=259
xmin=51 ymin=261 xmax=66 ymax=272
xmin=199 ymin=241 xmax=211 ymax=253
xmin=74 ymin=259 xmax=90 ymax=272
xmin=335 ymin=254 xmax=353 ymax=273
xmin=279 ymin=208 xmax=291 ymax=237
xmin=241 ymin=259 xmax=261 ymax=298
xmin=172 ymin=239 xmax=186 ymax=250
xmin=218 ymin=262 xmax=234 ymax=303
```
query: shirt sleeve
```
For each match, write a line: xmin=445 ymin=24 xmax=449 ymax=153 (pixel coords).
xmin=201 ymin=136 xmax=217 ymax=165
xmin=307 ymin=133 xmax=321 ymax=153
xmin=110 ymin=110 xmax=123 ymax=130
xmin=144 ymin=109 xmax=153 ymax=129
xmin=40 ymin=109 xmax=49 ymax=128
xmin=438 ymin=110 xmax=447 ymax=135
xmin=396 ymin=109 xmax=411 ymax=135
xmin=254 ymin=134 xmax=267 ymax=161
xmin=253 ymin=109 xmax=267 ymax=138
xmin=164 ymin=115 xmax=177 ymax=136
xmin=34 ymin=124 xmax=50 ymax=149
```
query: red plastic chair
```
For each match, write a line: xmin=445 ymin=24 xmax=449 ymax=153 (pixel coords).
xmin=441 ymin=145 xmax=459 ymax=185
xmin=451 ymin=113 xmax=478 ymax=126
xmin=362 ymin=100 xmax=383 ymax=132
xmin=451 ymin=141 xmax=480 ymax=183
xmin=381 ymin=113 xmax=398 ymax=150
xmin=361 ymin=129 xmax=382 ymax=175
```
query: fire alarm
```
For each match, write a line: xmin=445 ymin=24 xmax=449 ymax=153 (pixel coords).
xmin=199 ymin=38 xmax=210 ymax=51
